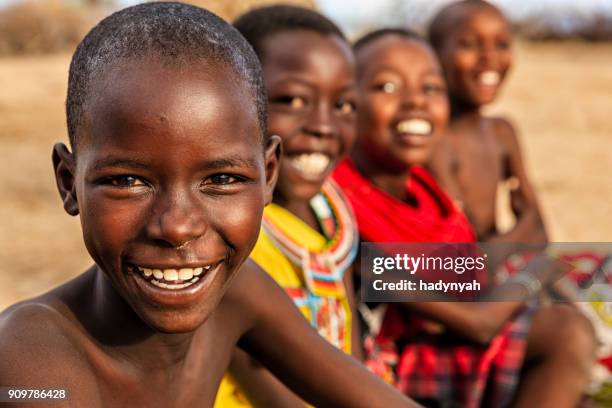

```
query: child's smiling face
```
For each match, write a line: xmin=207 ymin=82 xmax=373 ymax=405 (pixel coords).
xmin=54 ymin=57 xmax=279 ymax=333
xmin=437 ymin=5 xmax=512 ymax=107
xmin=261 ymin=30 xmax=356 ymax=203
xmin=356 ymin=36 xmax=449 ymax=168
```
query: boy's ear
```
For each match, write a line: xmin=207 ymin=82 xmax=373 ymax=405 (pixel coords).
xmin=263 ymin=135 xmax=282 ymax=206
xmin=52 ymin=143 xmax=79 ymax=216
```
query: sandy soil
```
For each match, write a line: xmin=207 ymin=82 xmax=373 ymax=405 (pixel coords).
xmin=1 ymin=41 xmax=611 ymax=309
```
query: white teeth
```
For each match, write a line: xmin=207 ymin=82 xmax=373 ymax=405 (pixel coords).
xmin=163 ymin=269 xmax=178 ymax=282
xmin=150 ymin=276 xmax=201 ymax=289
xmin=178 ymin=268 xmax=193 ymax=281
xmin=289 ymin=153 xmax=330 ymax=176
xmin=479 ymin=71 xmax=500 ymax=86
xmin=396 ymin=119 xmax=432 ymax=135
xmin=136 ymin=265 xmax=214 ymax=290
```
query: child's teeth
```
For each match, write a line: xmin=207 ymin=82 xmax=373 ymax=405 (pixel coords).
xmin=163 ymin=269 xmax=178 ymax=281
xmin=137 ymin=265 xmax=209 ymax=289
xmin=178 ymin=268 xmax=193 ymax=280
xmin=290 ymin=153 xmax=330 ymax=176
xmin=479 ymin=71 xmax=500 ymax=86
xmin=396 ymin=119 xmax=432 ymax=135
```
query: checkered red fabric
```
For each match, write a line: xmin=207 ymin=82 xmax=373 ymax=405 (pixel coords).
xmin=366 ymin=305 xmax=534 ymax=408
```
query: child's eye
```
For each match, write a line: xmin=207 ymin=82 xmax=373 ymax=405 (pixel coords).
xmin=272 ymin=95 xmax=308 ymax=110
xmin=203 ymin=174 xmax=239 ymax=185
xmin=496 ymin=40 xmax=511 ymax=50
xmin=458 ymin=38 xmax=478 ymax=49
xmin=423 ymin=83 xmax=445 ymax=95
xmin=336 ymin=98 xmax=356 ymax=115
xmin=104 ymin=175 xmax=147 ymax=188
xmin=375 ymin=82 xmax=398 ymax=94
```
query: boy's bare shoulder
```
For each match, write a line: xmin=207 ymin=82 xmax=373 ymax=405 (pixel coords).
xmin=222 ymin=258 xmax=292 ymax=332
xmin=489 ymin=116 xmax=519 ymax=144
xmin=0 ymin=297 xmax=96 ymax=391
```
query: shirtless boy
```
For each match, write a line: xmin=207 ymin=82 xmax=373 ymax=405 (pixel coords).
xmin=0 ymin=3 xmax=416 ymax=407
xmin=428 ymin=0 xmax=548 ymax=243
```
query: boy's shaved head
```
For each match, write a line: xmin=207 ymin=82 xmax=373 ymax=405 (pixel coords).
xmin=67 ymin=1 xmax=266 ymax=149
xmin=233 ymin=5 xmax=345 ymax=61
xmin=428 ymin=0 xmax=505 ymax=50
xmin=354 ymin=28 xmax=425 ymax=54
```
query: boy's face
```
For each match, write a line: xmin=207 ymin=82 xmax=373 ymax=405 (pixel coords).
xmin=54 ymin=58 xmax=279 ymax=333
xmin=437 ymin=6 xmax=512 ymax=107
xmin=260 ymin=30 xmax=356 ymax=203
xmin=356 ymin=36 xmax=448 ymax=168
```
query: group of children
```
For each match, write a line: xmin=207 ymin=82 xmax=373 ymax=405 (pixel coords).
xmin=0 ymin=1 xmax=598 ymax=407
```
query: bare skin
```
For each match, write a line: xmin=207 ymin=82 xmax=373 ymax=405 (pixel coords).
xmin=0 ymin=262 xmax=415 ymax=408
xmin=428 ymin=1 xmax=548 ymax=243
xmin=0 ymin=55 xmax=417 ymax=408
xmin=354 ymin=30 xmax=596 ymax=407
xmin=224 ymin=29 xmax=362 ymax=407
xmin=426 ymin=2 xmax=596 ymax=405
xmin=431 ymin=112 xmax=548 ymax=243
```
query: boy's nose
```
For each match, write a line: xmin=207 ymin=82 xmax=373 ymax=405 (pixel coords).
xmin=304 ymin=102 xmax=335 ymax=138
xmin=400 ymin=88 xmax=426 ymax=110
xmin=146 ymin=192 xmax=207 ymax=249
xmin=479 ymin=43 xmax=499 ymax=66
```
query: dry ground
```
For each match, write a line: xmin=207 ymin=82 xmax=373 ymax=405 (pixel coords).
xmin=1 ymin=41 xmax=611 ymax=309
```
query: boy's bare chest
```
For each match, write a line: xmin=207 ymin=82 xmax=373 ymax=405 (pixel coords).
xmin=85 ymin=350 xmax=230 ymax=407
xmin=451 ymin=127 xmax=505 ymax=190
xmin=78 ymin=326 xmax=237 ymax=407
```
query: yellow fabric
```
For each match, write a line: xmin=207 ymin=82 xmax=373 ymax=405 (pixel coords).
xmin=214 ymin=204 xmax=352 ymax=408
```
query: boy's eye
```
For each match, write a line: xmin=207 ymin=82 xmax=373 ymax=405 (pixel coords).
xmin=423 ymin=83 xmax=445 ymax=95
xmin=203 ymin=174 xmax=239 ymax=185
xmin=458 ymin=37 xmax=478 ymax=49
xmin=272 ymin=95 xmax=307 ymax=110
xmin=336 ymin=98 xmax=356 ymax=115
xmin=496 ymin=39 xmax=511 ymax=50
xmin=375 ymin=82 xmax=398 ymax=94
xmin=105 ymin=175 xmax=147 ymax=188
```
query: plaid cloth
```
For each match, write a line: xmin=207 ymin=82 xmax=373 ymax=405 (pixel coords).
xmin=365 ymin=304 xmax=535 ymax=408
xmin=333 ymin=159 xmax=532 ymax=406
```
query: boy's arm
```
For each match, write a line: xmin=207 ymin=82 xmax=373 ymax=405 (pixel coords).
xmin=227 ymin=349 xmax=306 ymax=408
xmin=489 ymin=118 xmax=548 ymax=243
xmin=0 ymin=303 xmax=99 ymax=408
xmin=394 ymin=255 xmax=566 ymax=344
xmin=427 ymin=136 xmax=464 ymax=205
xmin=343 ymin=265 xmax=363 ymax=360
xmin=230 ymin=261 xmax=420 ymax=408
xmin=221 ymin=263 xmax=362 ymax=408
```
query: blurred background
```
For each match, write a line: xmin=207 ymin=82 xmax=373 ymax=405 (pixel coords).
xmin=0 ymin=0 xmax=611 ymax=309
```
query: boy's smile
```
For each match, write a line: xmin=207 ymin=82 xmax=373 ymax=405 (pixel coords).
xmin=437 ymin=5 xmax=512 ymax=107
xmin=356 ymin=36 xmax=449 ymax=169
xmin=261 ymin=30 xmax=356 ymax=203
xmin=54 ymin=57 xmax=279 ymax=333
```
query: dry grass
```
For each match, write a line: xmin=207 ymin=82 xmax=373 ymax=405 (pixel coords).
xmin=0 ymin=1 xmax=93 ymax=55
xmin=1 ymin=41 xmax=611 ymax=309
xmin=0 ymin=0 xmax=314 ymax=56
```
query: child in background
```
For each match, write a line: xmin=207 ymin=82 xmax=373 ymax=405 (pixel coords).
xmin=0 ymin=3 xmax=418 ymax=407
xmin=215 ymin=5 xmax=360 ymax=407
xmin=428 ymin=0 xmax=548 ymax=244
xmin=333 ymin=28 xmax=596 ymax=408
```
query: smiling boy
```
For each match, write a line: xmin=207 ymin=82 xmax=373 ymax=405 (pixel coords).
xmin=0 ymin=3 xmax=418 ymax=407
xmin=216 ymin=6 xmax=361 ymax=407
xmin=428 ymin=0 xmax=548 ymax=244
